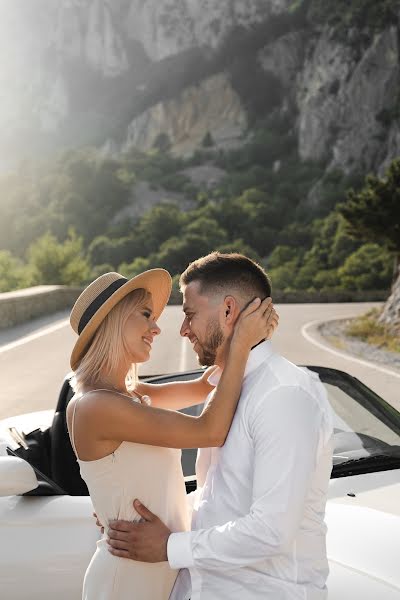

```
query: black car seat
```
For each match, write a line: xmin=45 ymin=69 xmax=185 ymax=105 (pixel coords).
xmin=50 ymin=376 xmax=89 ymax=496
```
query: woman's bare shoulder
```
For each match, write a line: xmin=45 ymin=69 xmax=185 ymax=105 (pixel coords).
xmin=68 ymin=389 xmax=137 ymax=418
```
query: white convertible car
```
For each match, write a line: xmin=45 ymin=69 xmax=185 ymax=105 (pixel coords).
xmin=1 ymin=366 xmax=399 ymax=600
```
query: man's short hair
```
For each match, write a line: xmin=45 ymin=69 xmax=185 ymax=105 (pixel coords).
xmin=180 ymin=252 xmax=271 ymax=301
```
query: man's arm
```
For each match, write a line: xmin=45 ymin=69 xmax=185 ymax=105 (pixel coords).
xmin=168 ymin=386 xmax=331 ymax=571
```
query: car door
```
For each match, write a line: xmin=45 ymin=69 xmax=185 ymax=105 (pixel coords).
xmin=0 ymin=477 xmax=99 ymax=599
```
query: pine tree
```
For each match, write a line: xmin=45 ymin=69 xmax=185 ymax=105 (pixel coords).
xmin=338 ymin=158 xmax=400 ymax=284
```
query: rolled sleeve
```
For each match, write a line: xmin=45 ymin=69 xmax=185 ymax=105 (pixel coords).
xmin=168 ymin=531 xmax=195 ymax=570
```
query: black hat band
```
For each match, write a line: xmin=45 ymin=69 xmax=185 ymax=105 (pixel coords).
xmin=78 ymin=278 xmax=128 ymax=334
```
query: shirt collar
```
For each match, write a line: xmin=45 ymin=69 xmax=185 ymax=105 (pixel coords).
xmin=207 ymin=340 xmax=274 ymax=387
xmin=244 ymin=339 xmax=274 ymax=379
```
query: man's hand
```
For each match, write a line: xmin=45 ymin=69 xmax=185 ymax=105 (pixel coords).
xmin=107 ymin=500 xmax=171 ymax=563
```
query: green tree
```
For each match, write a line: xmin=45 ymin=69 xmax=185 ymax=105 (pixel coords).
xmin=134 ymin=203 xmax=187 ymax=255
xmin=152 ymin=133 xmax=171 ymax=153
xmin=338 ymin=158 xmax=400 ymax=283
xmin=0 ymin=250 xmax=32 ymax=292
xmin=119 ymin=257 xmax=152 ymax=279
xmin=338 ymin=244 xmax=392 ymax=291
xmin=0 ymin=164 xmax=50 ymax=257
xmin=216 ymin=240 xmax=260 ymax=261
xmin=305 ymin=213 xmax=359 ymax=271
xmin=27 ymin=230 xmax=90 ymax=285
xmin=88 ymin=235 xmax=140 ymax=269
xmin=267 ymin=245 xmax=299 ymax=269
xmin=155 ymin=234 xmax=213 ymax=275
xmin=268 ymin=261 xmax=298 ymax=291
xmin=201 ymin=131 xmax=215 ymax=148
xmin=294 ymin=257 xmax=322 ymax=290
xmin=313 ymin=269 xmax=339 ymax=289
xmin=58 ymin=149 xmax=132 ymax=243
xmin=90 ymin=263 xmax=115 ymax=279
xmin=277 ymin=222 xmax=314 ymax=249
xmin=267 ymin=212 xmax=360 ymax=291
xmin=185 ymin=217 xmax=228 ymax=247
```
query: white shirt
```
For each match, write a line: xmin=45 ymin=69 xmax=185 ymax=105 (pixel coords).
xmin=168 ymin=341 xmax=334 ymax=600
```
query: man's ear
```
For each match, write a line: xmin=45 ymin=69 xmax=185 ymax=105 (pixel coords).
xmin=223 ymin=296 xmax=240 ymax=326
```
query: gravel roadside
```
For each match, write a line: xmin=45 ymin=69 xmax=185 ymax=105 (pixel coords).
xmin=319 ymin=318 xmax=400 ymax=373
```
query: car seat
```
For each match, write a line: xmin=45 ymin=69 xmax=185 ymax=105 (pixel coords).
xmin=50 ymin=376 xmax=89 ymax=496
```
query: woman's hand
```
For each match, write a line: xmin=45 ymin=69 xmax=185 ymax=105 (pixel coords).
xmin=232 ymin=297 xmax=279 ymax=351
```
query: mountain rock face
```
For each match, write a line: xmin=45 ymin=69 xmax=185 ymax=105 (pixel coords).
xmin=122 ymin=0 xmax=292 ymax=60
xmin=259 ymin=31 xmax=306 ymax=94
xmin=295 ymin=27 xmax=400 ymax=175
xmin=379 ymin=273 xmax=400 ymax=332
xmin=2 ymin=0 xmax=400 ymax=181
xmin=120 ymin=73 xmax=247 ymax=156
xmin=0 ymin=0 xmax=290 ymax=169
xmin=1 ymin=1 xmax=399 ymax=328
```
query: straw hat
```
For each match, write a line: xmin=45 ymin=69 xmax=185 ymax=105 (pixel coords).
xmin=70 ymin=269 xmax=172 ymax=370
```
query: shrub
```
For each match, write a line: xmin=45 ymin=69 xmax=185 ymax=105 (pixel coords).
xmin=338 ymin=243 xmax=392 ymax=290
xmin=345 ymin=308 xmax=400 ymax=353
xmin=27 ymin=230 xmax=91 ymax=286
xmin=0 ymin=251 xmax=33 ymax=292
xmin=202 ymin=132 xmax=215 ymax=147
xmin=119 ymin=257 xmax=152 ymax=279
xmin=90 ymin=264 xmax=115 ymax=280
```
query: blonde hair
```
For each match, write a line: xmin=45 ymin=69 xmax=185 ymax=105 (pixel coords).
xmin=71 ymin=288 xmax=151 ymax=394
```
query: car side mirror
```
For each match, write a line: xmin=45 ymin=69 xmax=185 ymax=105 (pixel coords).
xmin=0 ymin=455 xmax=39 ymax=496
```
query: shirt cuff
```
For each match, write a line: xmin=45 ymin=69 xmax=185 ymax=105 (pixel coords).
xmin=167 ymin=531 xmax=195 ymax=570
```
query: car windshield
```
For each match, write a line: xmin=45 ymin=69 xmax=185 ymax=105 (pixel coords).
xmin=329 ymin=383 xmax=399 ymax=447
xmin=315 ymin=371 xmax=400 ymax=469
xmin=1 ymin=367 xmax=400 ymax=491
xmin=148 ymin=367 xmax=400 ymax=477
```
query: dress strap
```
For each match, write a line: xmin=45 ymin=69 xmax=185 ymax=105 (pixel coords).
xmin=70 ymin=395 xmax=81 ymax=460
xmin=87 ymin=388 xmax=141 ymax=402
xmin=88 ymin=388 xmax=151 ymax=405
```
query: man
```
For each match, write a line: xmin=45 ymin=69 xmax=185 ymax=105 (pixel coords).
xmin=107 ymin=252 xmax=334 ymax=599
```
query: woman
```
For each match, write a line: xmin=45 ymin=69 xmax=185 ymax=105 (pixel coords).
xmin=66 ymin=269 xmax=277 ymax=600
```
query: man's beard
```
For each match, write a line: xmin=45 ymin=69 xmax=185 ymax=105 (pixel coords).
xmin=196 ymin=319 xmax=224 ymax=366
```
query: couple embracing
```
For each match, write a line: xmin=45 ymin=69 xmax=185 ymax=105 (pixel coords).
xmin=67 ymin=251 xmax=334 ymax=600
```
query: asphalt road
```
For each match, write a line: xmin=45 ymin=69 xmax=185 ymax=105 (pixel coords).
xmin=0 ymin=302 xmax=399 ymax=420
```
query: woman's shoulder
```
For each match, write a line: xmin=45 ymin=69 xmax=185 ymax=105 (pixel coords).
xmin=68 ymin=388 xmax=136 ymax=417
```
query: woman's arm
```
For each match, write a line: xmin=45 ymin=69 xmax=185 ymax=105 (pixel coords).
xmin=135 ymin=367 xmax=217 ymax=411
xmin=74 ymin=298 xmax=277 ymax=450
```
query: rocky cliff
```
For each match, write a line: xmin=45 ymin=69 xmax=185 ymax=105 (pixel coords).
xmin=380 ymin=278 xmax=400 ymax=332
xmin=2 ymin=1 xmax=400 ymax=181
xmin=119 ymin=73 xmax=247 ymax=156
xmin=1 ymin=0 xmax=399 ymax=326
xmin=295 ymin=26 xmax=400 ymax=176
xmin=0 ymin=0 xmax=290 ymax=168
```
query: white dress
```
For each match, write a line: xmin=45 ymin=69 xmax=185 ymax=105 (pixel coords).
xmin=71 ymin=391 xmax=190 ymax=600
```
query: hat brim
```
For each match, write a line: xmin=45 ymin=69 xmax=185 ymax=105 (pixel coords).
xmin=70 ymin=269 xmax=172 ymax=370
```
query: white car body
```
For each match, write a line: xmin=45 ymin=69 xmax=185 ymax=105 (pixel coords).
xmin=1 ymin=367 xmax=400 ymax=599
xmin=326 ymin=470 xmax=400 ymax=599
xmin=1 ymin=451 xmax=399 ymax=599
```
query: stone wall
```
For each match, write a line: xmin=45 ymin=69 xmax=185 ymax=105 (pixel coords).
xmin=0 ymin=285 xmax=388 ymax=331
xmin=0 ymin=286 xmax=82 ymax=330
